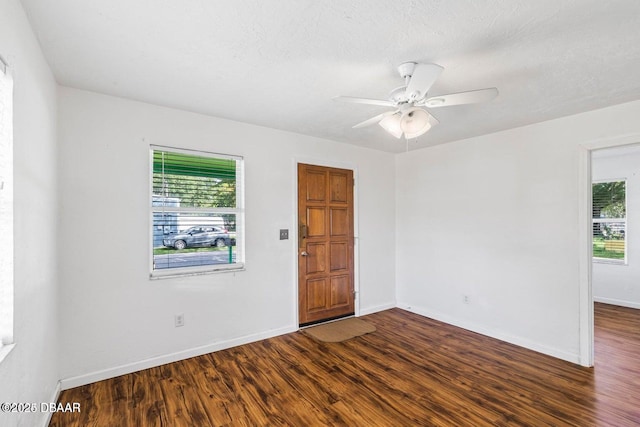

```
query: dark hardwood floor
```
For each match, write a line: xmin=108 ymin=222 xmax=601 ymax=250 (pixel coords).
xmin=50 ymin=303 xmax=640 ymax=426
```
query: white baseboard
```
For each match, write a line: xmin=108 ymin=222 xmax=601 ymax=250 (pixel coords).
xmin=594 ymin=296 xmax=640 ymax=309
xmin=358 ymin=301 xmax=397 ymax=316
xmin=60 ymin=299 xmax=592 ymax=391
xmin=60 ymin=325 xmax=297 ymax=390
xmin=396 ymin=302 xmax=581 ymax=365
xmin=59 ymin=302 xmax=398 ymax=391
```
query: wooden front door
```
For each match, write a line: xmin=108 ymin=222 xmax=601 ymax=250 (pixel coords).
xmin=298 ymin=163 xmax=355 ymax=325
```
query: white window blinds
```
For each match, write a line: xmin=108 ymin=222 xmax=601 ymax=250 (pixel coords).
xmin=150 ymin=146 xmax=244 ymax=277
xmin=592 ymin=180 xmax=626 ymax=262
xmin=0 ymin=57 xmax=14 ymax=346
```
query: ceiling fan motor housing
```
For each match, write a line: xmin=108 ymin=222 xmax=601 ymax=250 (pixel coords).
xmin=389 ymin=86 xmax=408 ymax=103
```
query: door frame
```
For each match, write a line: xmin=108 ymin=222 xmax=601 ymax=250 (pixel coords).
xmin=293 ymin=157 xmax=360 ymax=327
xmin=578 ymin=132 xmax=640 ymax=367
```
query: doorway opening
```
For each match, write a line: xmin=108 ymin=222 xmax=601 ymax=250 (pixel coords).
xmin=591 ymin=144 xmax=639 ymax=308
xmin=582 ymin=139 xmax=640 ymax=366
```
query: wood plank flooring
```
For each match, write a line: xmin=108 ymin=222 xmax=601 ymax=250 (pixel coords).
xmin=50 ymin=303 xmax=640 ymax=426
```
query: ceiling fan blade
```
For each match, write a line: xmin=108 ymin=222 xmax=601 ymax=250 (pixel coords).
xmin=333 ymin=96 xmax=395 ymax=107
xmin=422 ymin=87 xmax=498 ymax=108
xmin=405 ymin=63 xmax=444 ymax=101
xmin=353 ymin=111 xmax=396 ymax=128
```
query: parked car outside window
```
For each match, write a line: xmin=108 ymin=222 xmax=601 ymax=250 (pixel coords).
xmin=162 ymin=226 xmax=233 ymax=250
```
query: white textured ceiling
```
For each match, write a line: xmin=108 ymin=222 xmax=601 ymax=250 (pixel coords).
xmin=19 ymin=0 xmax=640 ymax=153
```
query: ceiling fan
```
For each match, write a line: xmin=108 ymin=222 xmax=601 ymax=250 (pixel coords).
xmin=335 ymin=62 xmax=498 ymax=139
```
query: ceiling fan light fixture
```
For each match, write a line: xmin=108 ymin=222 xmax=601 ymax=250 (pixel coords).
xmin=404 ymin=122 xmax=432 ymax=139
xmin=400 ymin=107 xmax=432 ymax=139
xmin=378 ymin=113 xmax=403 ymax=139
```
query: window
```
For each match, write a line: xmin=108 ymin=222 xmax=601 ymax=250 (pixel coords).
xmin=150 ymin=146 xmax=244 ymax=277
xmin=0 ymin=55 xmax=14 ymax=357
xmin=592 ymin=180 xmax=626 ymax=263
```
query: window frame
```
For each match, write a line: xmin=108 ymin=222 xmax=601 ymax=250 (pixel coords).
xmin=149 ymin=145 xmax=245 ymax=279
xmin=0 ymin=54 xmax=14 ymax=361
xmin=592 ymin=178 xmax=627 ymax=265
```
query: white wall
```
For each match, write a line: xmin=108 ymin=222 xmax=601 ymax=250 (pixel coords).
xmin=0 ymin=1 xmax=59 ymax=426
xmin=592 ymin=146 xmax=640 ymax=308
xmin=57 ymin=87 xmax=396 ymax=387
xmin=396 ymin=99 xmax=640 ymax=364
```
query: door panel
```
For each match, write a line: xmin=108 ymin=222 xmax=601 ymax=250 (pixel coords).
xmin=330 ymin=208 xmax=348 ymax=236
xmin=306 ymin=243 xmax=326 ymax=274
xmin=330 ymin=173 xmax=348 ymax=202
xmin=298 ymin=163 xmax=355 ymax=325
xmin=330 ymin=276 xmax=350 ymax=307
xmin=306 ymin=171 xmax=326 ymax=202
xmin=330 ymin=242 xmax=348 ymax=272
xmin=307 ymin=207 xmax=326 ymax=237
xmin=307 ymin=279 xmax=327 ymax=312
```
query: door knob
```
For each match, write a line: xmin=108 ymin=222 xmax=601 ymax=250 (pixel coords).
xmin=301 ymin=251 xmax=309 ymax=256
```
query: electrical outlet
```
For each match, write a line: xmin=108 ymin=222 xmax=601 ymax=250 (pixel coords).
xmin=279 ymin=229 xmax=289 ymax=240
xmin=463 ymin=295 xmax=470 ymax=304
xmin=175 ymin=314 xmax=184 ymax=327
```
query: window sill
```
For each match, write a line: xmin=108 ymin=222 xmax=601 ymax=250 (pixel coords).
xmin=593 ymin=257 xmax=627 ymax=266
xmin=0 ymin=343 xmax=15 ymax=365
xmin=150 ymin=263 xmax=245 ymax=280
